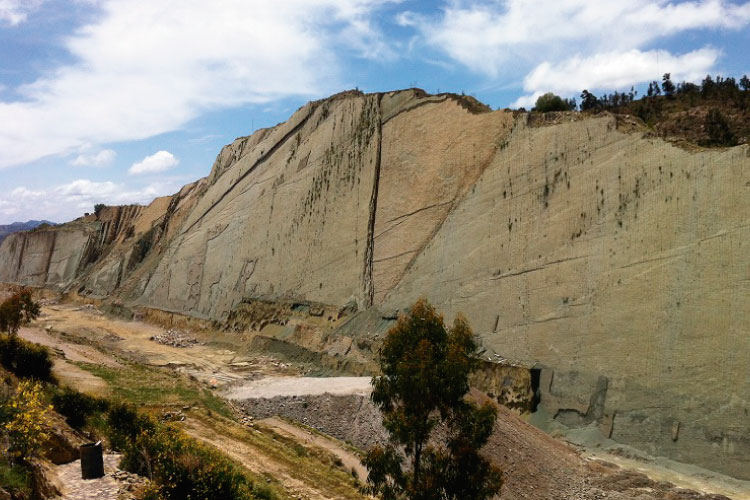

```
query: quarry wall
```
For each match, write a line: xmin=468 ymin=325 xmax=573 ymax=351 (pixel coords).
xmin=0 ymin=89 xmax=747 ymax=478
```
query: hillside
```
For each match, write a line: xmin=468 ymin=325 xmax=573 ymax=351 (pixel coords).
xmin=0 ymin=88 xmax=748 ymax=481
xmin=0 ymin=220 xmax=56 ymax=245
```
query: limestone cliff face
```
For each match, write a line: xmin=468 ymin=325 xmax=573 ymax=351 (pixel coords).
xmin=0 ymin=89 xmax=748 ymax=478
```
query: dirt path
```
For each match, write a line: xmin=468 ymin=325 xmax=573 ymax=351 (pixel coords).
xmin=18 ymin=325 xmax=119 ymax=393
xmin=20 ymin=326 xmax=121 ymax=367
xmin=260 ymin=416 xmax=368 ymax=481
xmin=53 ymin=453 xmax=141 ymax=500
xmin=182 ymin=416 xmax=364 ymax=500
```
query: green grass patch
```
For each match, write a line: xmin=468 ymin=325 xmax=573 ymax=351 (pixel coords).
xmin=73 ymin=361 xmax=231 ymax=417
xmin=0 ymin=462 xmax=31 ymax=495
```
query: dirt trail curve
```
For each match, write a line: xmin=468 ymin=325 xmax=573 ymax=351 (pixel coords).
xmin=260 ymin=416 xmax=368 ymax=481
xmin=182 ymin=416 xmax=362 ymax=500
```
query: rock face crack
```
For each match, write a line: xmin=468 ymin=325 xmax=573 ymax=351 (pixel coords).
xmin=362 ymin=94 xmax=383 ymax=307
xmin=43 ymin=231 xmax=57 ymax=282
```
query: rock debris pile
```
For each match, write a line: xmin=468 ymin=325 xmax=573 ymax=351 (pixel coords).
xmin=150 ymin=329 xmax=202 ymax=348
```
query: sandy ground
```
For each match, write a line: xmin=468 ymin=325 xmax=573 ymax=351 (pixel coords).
xmin=585 ymin=450 xmax=750 ymax=500
xmin=26 ymin=304 xmax=291 ymax=388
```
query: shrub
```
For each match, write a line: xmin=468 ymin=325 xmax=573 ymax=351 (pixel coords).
xmin=703 ymin=108 xmax=737 ymax=146
xmin=51 ymin=387 xmax=109 ymax=429
xmin=106 ymin=402 xmax=155 ymax=451
xmin=0 ymin=461 xmax=32 ymax=496
xmin=2 ymin=380 xmax=51 ymax=461
xmin=119 ymin=420 xmax=259 ymax=500
xmin=534 ymin=92 xmax=573 ymax=112
xmin=0 ymin=336 xmax=53 ymax=382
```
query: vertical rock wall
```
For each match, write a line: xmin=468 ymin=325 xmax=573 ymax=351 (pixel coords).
xmin=0 ymin=90 xmax=748 ymax=478
xmin=381 ymin=114 xmax=750 ymax=477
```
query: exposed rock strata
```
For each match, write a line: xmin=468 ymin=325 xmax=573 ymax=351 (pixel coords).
xmin=0 ymin=89 xmax=748 ymax=479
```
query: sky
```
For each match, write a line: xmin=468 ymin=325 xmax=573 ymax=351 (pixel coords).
xmin=0 ymin=0 xmax=748 ymax=224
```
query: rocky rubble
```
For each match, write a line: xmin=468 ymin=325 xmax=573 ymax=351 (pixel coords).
xmin=111 ymin=468 xmax=147 ymax=495
xmin=149 ymin=329 xmax=202 ymax=348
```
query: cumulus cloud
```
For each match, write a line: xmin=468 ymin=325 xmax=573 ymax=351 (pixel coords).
xmin=129 ymin=150 xmax=179 ymax=175
xmin=0 ymin=178 xmax=184 ymax=223
xmin=514 ymin=48 xmax=719 ymax=107
xmin=0 ymin=0 xmax=397 ymax=168
xmin=71 ymin=148 xmax=116 ymax=167
xmin=0 ymin=0 xmax=44 ymax=26
xmin=404 ymin=0 xmax=750 ymax=100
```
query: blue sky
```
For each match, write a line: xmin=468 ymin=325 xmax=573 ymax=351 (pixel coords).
xmin=0 ymin=0 xmax=748 ymax=223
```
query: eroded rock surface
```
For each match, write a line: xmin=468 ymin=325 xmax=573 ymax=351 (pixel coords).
xmin=0 ymin=89 xmax=748 ymax=479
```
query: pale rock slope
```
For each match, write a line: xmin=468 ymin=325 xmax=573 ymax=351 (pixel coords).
xmin=0 ymin=89 xmax=748 ymax=480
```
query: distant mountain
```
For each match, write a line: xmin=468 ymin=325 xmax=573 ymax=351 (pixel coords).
xmin=0 ymin=220 xmax=57 ymax=245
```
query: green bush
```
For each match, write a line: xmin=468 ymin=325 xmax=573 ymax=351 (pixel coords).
xmin=118 ymin=418 xmax=265 ymax=500
xmin=52 ymin=387 xmax=109 ymax=429
xmin=106 ymin=402 xmax=155 ymax=451
xmin=703 ymin=108 xmax=737 ymax=146
xmin=535 ymin=92 xmax=575 ymax=112
xmin=0 ymin=289 xmax=40 ymax=335
xmin=0 ymin=336 xmax=53 ymax=381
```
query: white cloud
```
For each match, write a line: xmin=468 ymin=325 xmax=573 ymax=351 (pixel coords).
xmin=0 ymin=0 xmax=44 ymax=26
xmin=514 ymin=48 xmax=719 ymax=107
xmin=71 ymin=148 xmax=116 ymax=167
xmin=0 ymin=178 xmax=185 ymax=223
xmin=405 ymin=0 xmax=750 ymax=102
xmin=411 ymin=0 xmax=750 ymax=76
xmin=0 ymin=0 xmax=397 ymax=168
xmin=10 ymin=186 xmax=43 ymax=199
xmin=129 ymin=150 xmax=178 ymax=175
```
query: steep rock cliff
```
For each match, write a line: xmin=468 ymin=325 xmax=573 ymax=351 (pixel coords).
xmin=0 ymin=89 xmax=748 ymax=479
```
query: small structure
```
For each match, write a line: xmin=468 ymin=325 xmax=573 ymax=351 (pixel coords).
xmin=80 ymin=441 xmax=104 ymax=479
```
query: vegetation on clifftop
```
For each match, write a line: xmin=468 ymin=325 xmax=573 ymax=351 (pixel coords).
xmin=579 ymin=73 xmax=750 ymax=146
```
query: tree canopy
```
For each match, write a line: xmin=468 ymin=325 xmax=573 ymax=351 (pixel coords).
xmin=534 ymin=92 xmax=575 ymax=112
xmin=364 ymin=299 xmax=502 ymax=500
xmin=0 ymin=289 xmax=40 ymax=335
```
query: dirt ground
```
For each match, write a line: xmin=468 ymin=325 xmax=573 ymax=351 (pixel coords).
xmin=182 ymin=413 xmax=365 ymax=500
xmin=25 ymin=303 xmax=293 ymax=388
xmin=260 ymin=416 xmax=369 ymax=481
xmin=17 ymin=302 xmax=750 ymax=500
